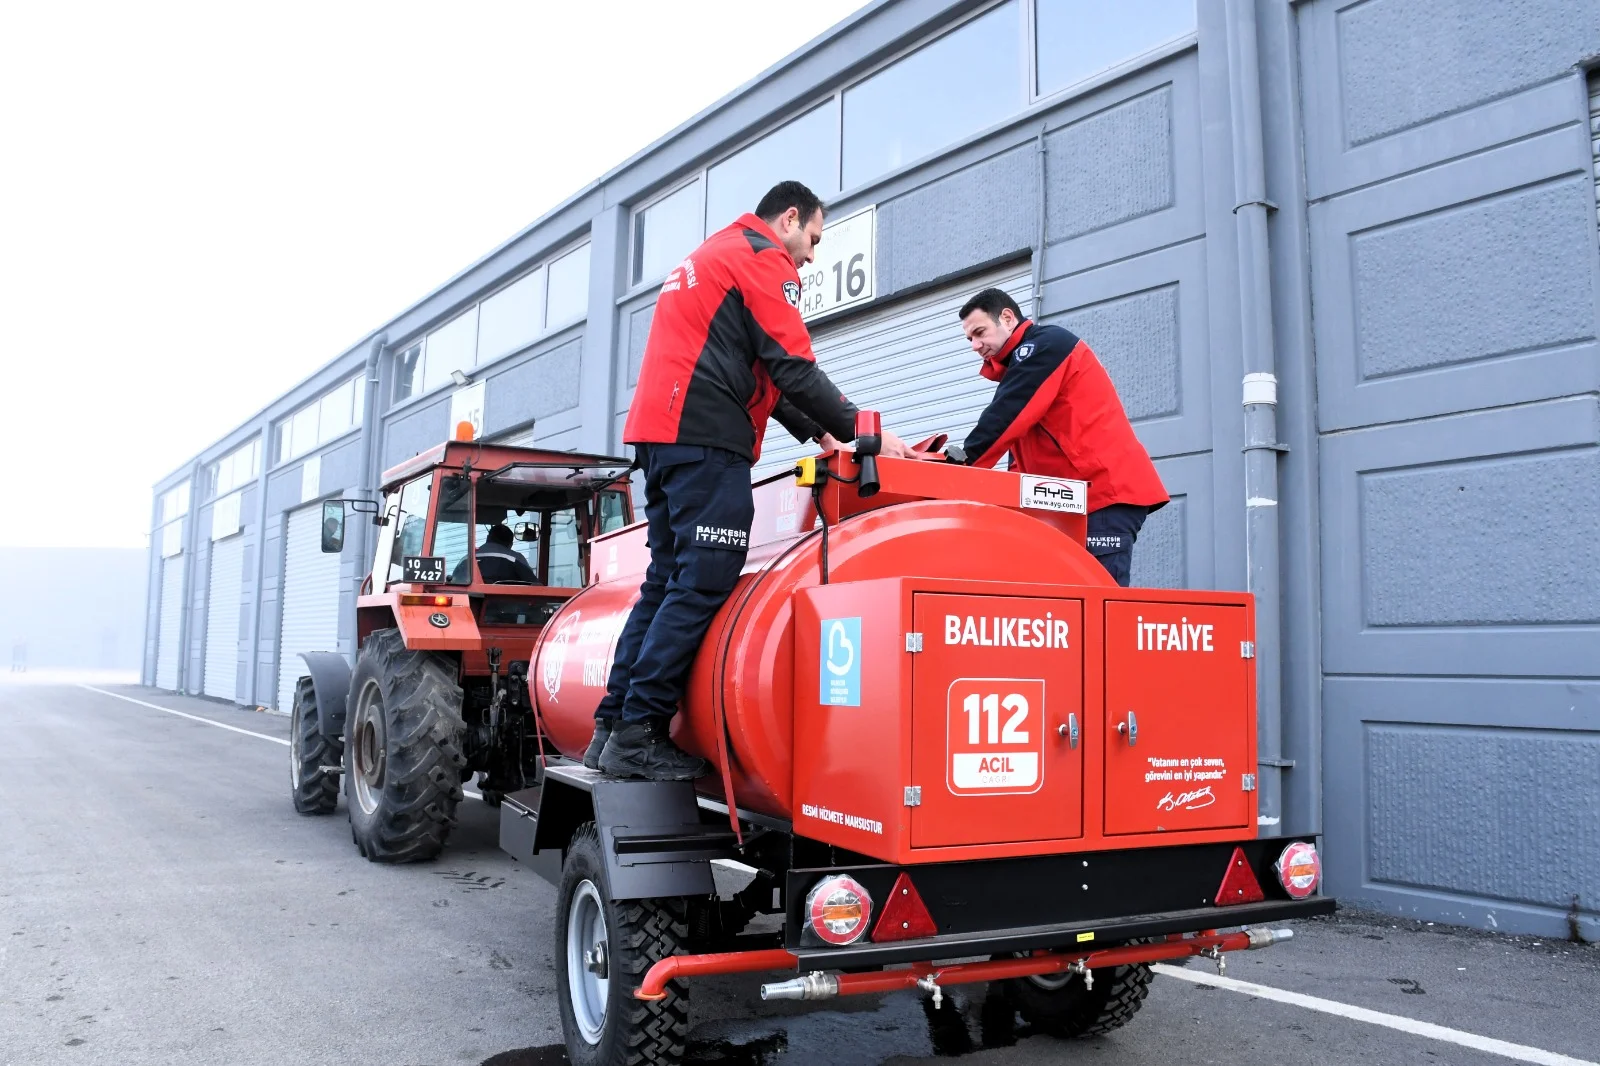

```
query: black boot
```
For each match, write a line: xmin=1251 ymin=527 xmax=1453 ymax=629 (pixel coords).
xmin=598 ymin=717 xmax=710 ymax=781
xmin=582 ymin=717 xmax=615 ymax=770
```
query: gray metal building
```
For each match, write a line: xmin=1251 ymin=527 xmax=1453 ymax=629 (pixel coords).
xmin=142 ymin=0 xmax=1600 ymax=941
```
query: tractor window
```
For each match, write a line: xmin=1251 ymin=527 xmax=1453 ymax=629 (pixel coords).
xmin=547 ymin=508 xmax=582 ymax=588
xmin=387 ymin=475 xmax=433 ymax=584
xmin=437 ymin=476 xmax=474 ymax=584
xmin=470 ymin=507 xmax=541 ymax=582
xmin=597 ymin=490 xmax=630 ymax=534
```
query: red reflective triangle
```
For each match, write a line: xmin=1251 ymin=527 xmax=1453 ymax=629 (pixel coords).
xmin=871 ymin=872 xmax=938 ymax=941
xmin=1215 ymin=846 xmax=1266 ymax=906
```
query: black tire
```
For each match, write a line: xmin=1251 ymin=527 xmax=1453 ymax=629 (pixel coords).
xmin=289 ymin=676 xmax=341 ymax=815
xmin=343 ymin=628 xmax=466 ymax=863
xmin=1001 ymin=956 xmax=1153 ymax=1038
xmin=557 ymin=823 xmax=690 ymax=1066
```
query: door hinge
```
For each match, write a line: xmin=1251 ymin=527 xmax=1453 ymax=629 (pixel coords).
xmin=1240 ymin=641 xmax=1255 ymax=659
xmin=1241 ymin=774 xmax=1257 ymax=792
xmin=904 ymin=786 xmax=922 ymax=807
xmin=905 ymin=632 xmax=924 ymax=653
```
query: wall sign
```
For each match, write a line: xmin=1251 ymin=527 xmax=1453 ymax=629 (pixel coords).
xmin=799 ymin=206 xmax=875 ymax=323
xmin=299 ymin=455 xmax=322 ymax=504
xmin=210 ymin=491 xmax=243 ymax=541
xmin=450 ymin=379 xmax=486 ymax=440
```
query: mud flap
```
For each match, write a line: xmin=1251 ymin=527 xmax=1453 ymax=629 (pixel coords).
xmin=297 ymin=651 xmax=352 ymax=738
xmin=499 ymin=764 xmax=736 ymax=898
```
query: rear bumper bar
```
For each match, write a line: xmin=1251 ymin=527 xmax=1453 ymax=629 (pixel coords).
xmin=636 ymin=923 xmax=1310 ymax=1003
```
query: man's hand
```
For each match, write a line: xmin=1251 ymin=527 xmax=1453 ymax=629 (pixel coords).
xmin=878 ymin=430 xmax=916 ymax=459
xmin=816 ymin=433 xmax=850 ymax=453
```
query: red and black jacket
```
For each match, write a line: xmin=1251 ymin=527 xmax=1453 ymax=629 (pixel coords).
xmin=963 ymin=320 xmax=1168 ymax=513
xmin=624 ymin=213 xmax=857 ymax=463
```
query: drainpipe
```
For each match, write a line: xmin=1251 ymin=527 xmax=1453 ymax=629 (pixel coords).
xmin=1224 ymin=0 xmax=1289 ymax=832
xmin=245 ymin=413 xmax=274 ymax=707
xmin=1032 ymin=125 xmax=1048 ymax=312
xmin=174 ymin=456 xmax=205 ymax=694
xmin=356 ymin=333 xmax=388 ymax=567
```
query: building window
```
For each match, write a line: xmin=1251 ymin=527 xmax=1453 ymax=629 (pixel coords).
xmin=842 ymin=1 xmax=1023 ymax=190
xmin=477 ymin=268 xmax=545 ymax=364
xmin=545 ymin=243 xmax=591 ymax=326
xmin=274 ymin=375 xmax=365 ymax=464
xmin=705 ymin=104 xmax=840 ymax=233
xmin=1034 ymin=0 xmax=1194 ymax=97
xmin=421 ymin=307 xmax=479 ymax=395
xmin=631 ymin=181 xmax=703 ymax=285
xmin=160 ymin=482 xmax=190 ymax=523
xmin=202 ymin=437 xmax=261 ymax=500
xmin=393 ymin=343 xmax=423 ymax=401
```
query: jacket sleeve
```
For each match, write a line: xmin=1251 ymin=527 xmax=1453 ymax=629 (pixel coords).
xmin=771 ymin=396 xmax=825 ymax=444
xmin=739 ymin=251 xmax=859 ymax=440
xmin=962 ymin=334 xmax=1075 ymax=468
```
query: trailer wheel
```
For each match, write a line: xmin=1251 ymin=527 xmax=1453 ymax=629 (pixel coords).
xmin=1001 ymin=955 xmax=1153 ymax=1038
xmin=344 ymin=628 xmax=466 ymax=863
xmin=557 ymin=823 xmax=690 ymax=1066
xmin=289 ymin=676 xmax=341 ymax=815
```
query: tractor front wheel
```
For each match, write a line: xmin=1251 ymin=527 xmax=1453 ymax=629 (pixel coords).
xmin=289 ymin=677 xmax=341 ymax=815
xmin=344 ymin=628 xmax=466 ymax=863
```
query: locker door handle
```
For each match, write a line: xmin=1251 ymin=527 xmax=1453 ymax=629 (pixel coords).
xmin=1058 ymin=713 xmax=1079 ymax=748
xmin=1117 ymin=711 xmax=1138 ymax=745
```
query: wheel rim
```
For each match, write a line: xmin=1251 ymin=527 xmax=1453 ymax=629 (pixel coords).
xmin=1027 ymin=970 xmax=1074 ymax=991
xmin=289 ymin=702 xmax=303 ymax=790
xmin=566 ymin=880 xmax=609 ymax=1044
xmin=351 ymin=679 xmax=386 ymax=816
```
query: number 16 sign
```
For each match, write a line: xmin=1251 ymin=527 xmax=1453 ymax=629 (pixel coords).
xmin=945 ymin=677 xmax=1047 ymax=795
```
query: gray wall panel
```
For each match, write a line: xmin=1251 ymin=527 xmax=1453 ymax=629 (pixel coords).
xmin=877 ymin=143 xmax=1036 ymax=297
xmin=1320 ymin=395 xmax=1600 ymax=677
xmin=1045 ymin=86 xmax=1172 ymax=242
xmin=1137 ymin=451 xmax=1213 ymax=591
xmin=1309 ymin=125 xmax=1600 ymax=432
xmin=1055 ymin=286 xmax=1178 ymax=420
xmin=265 ymin=467 xmax=303 ymax=517
xmin=1366 ymin=723 xmax=1600 ymax=909
xmin=1362 ymin=447 xmax=1600 ymax=627
xmin=382 ymin=396 xmax=451 ymax=469
xmin=627 ymin=302 xmax=655 ymax=388
xmin=1323 ymin=675 xmax=1600 ymax=940
xmin=1333 ymin=0 xmax=1594 ymax=147
xmin=1352 ymin=178 xmax=1594 ymax=381
xmin=1129 ymin=495 xmax=1185 ymax=591
xmin=320 ymin=437 xmax=362 ymax=495
xmin=483 ymin=335 xmax=583 ymax=436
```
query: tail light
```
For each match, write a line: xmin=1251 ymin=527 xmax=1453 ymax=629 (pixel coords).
xmin=1276 ymin=842 xmax=1321 ymax=899
xmin=804 ymin=875 xmax=873 ymax=946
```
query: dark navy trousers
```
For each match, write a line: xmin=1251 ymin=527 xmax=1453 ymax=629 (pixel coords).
xmin=1085 ymin=503 xmax=1150 ymax=587
xmin=596 ymin=444 xmax=754 ymax=724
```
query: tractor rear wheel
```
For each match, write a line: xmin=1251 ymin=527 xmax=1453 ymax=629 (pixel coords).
xmin=1000 ymin=955 xmax=1153 ymax=1038
xmin=344 ymin=628 xmax=466 ymax=863
xmin=289 ymin=676 xmax=341 ymax=815
xmin=557 ymin=823 xmax=690 ymax=1066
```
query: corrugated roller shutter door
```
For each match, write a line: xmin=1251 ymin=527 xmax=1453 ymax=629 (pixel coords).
xmin=276 ymin=505 xmax=344 ymax=712
xmin=155 ymin=557 xmax=184 ymax=690
xmin=203 ymin=535 xmax=245 ymax=700
xmin=1591 ymin=69 xmax=1600 ymax=231
xmin=755 ymin=268 xmax=1035 ymax=477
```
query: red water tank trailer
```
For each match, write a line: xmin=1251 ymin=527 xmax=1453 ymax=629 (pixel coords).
xmin=531 ymin=453 xmax=1259 ymax=867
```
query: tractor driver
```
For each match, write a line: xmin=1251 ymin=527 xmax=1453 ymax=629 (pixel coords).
xmin=953 ymin=288 xmax=1168 ymax=586
xmin=471 ymin=523 xmax=537 ymax=584
xmin=587 ymin=180 xmax=914 ymax=781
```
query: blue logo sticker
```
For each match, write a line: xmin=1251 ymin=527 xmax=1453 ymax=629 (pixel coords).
xmin=820 ymin=617 xmax=861 ymax=707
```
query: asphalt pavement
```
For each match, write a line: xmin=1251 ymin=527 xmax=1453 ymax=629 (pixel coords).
xmin=2 ymin=683 xmax=1597 ymax=1066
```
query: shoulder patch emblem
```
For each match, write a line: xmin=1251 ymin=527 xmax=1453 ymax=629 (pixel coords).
xmin=1012 ymin=343 xmax=1035 ymax=363
xmin=782 ymin=280 xmax=801 ymax=308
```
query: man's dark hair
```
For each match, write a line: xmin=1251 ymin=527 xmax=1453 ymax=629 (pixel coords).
xmin=959 ymin=288 xmax=1024 ymax=323
xmin=756 ymin=181 xmax=826 ymax=226
xmin=485 ymin=523 xmax=514 ymax=547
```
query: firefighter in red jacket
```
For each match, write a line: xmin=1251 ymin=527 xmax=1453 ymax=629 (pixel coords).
xmin=955 ymin=287 xmax=1168 ymax=586
xmin=588 ymin=181 xmax=913 ymax=780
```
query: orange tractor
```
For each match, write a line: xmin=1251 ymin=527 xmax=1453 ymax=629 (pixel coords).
xmin=287 ymin=438 xmax=633 ymax=862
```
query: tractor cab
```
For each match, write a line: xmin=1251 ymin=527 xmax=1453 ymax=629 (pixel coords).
xmin=320 ymin=440 xmax=635 ymax=652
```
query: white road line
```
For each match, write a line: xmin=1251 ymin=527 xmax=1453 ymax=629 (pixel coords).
xmin=78 ymin=685 xmax=485 ymax=800
xmin=80 ymin=685 xmax=290 ymax=745
xmin=1153 ymin=964 xmax=1597 ymax=1066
